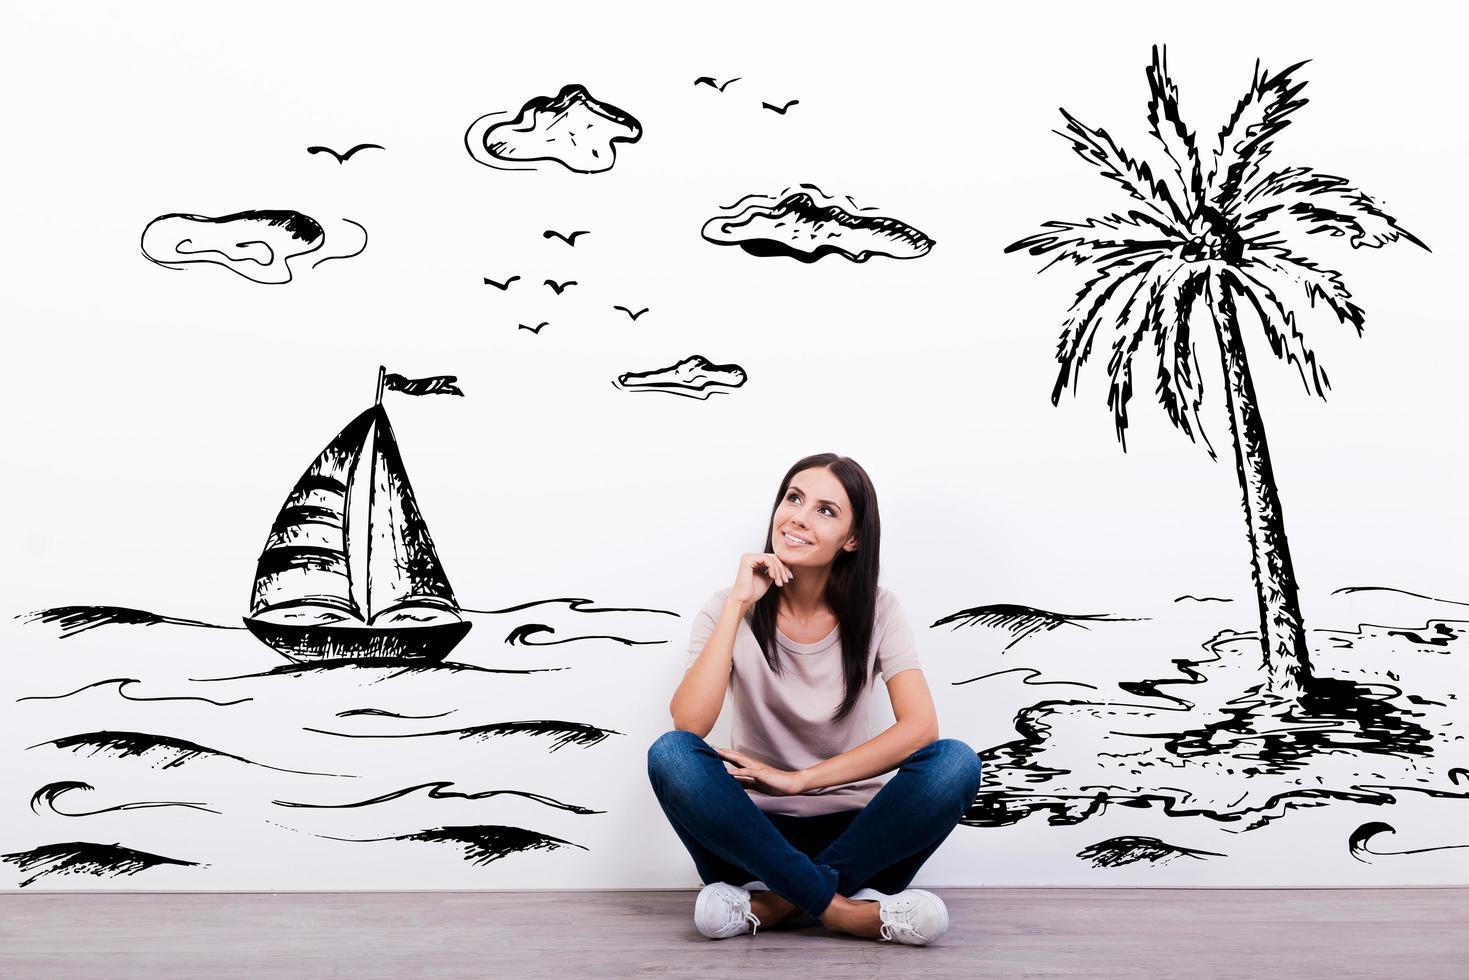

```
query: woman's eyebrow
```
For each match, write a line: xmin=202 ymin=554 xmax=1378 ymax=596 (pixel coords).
xmin=788 ymin=485 xmax=841 ymax=510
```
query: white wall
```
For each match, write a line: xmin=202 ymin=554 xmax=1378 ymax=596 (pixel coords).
xmin=4 ymin=0 xmax=1467 ymax=890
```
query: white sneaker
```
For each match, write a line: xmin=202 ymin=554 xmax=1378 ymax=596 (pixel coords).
xmin=850 ymin=887 xmax=949 ymax=945
xmin=694 ymin=882 xmax=762 ymax=939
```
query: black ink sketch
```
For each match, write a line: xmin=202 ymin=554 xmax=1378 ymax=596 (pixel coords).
xmin=29 ymin=731 xmax=353 ymax=777
xmin=543 ymin=229 xmax=590 ymax=246
xmin=1175 ymin=595 xmax=1234 ymax=604
xmin=612 ymin=305 xmax=649 ymax=321
xmin=306 ymin=143 xmax=384 ymax=163
xmin=302 ymin=719 xmax=618 ymax=752
xmin=695 ymin=76 xmax=741 ymax=92
xmin=544 ymin=278 xmax=577 ymax=294
xmin=310 ymin=825 xmax=586 ymax=867
xmin=953 ymin=667 xmax=1099 ymax=691
xmin=702 ymin=183 xmax=934 ymax=263
xmin=140 ymin=211 xmax=368 ymax=284
xmin=518 ymin=322 xmax=550 ymax=334
xmin=613 ymin=355 xmax=747 ymax=400
xmin=461 ymin=597 xmax=678 ymax=617
xmin=31 ymin=781 xmax=218 ymax=816
xmin=2 ymin=842 xmax=203 ymax=888
xmin=1332 ymin=585 xmax=1469 ymax=608
xmin=504 ymin=623 xmax=666 ymax=647
xmin=274 ymin=781 xmax=603 ymax=814
xmin=335 ymin=708 xmax=455 ymax=719
xmin=761 ymin=99 xmax=799 ymax=115
xmin=1349 ymin=822 xmax=1469 ymax=864
xmin=1006 ymin=44 xmax=1426 ymax=699
xmin=16 ymin=677 xmax=251 ymax=707
xmin=959 ymin=615 xmax=1469 ymax=835
xmin=1077 ymin=836 xmax=1225 ymax=868
xmin=484 ymin=275 xmax=521 ymax=290
xmin=464 ymin=83 xmax=642 ymax=174
xmin=245 ymin=367 xmax=471 ymax=664
xmin=193 ymin=660 xmax=565 ymax=684
xmin=17 ymin=605 xmax=238 ymax=639
xmin=932 ymin=603 xmax=1143 ymax=652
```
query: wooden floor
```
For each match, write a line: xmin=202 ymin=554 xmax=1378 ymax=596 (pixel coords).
xmin=2 ymin=888 xmax=1466 ymax=978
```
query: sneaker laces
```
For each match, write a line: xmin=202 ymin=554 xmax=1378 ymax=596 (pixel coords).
xmin=719 ymin=891 xmax=761 ymax=937
xmin=878 ymin=913 xmax=926 ymax=944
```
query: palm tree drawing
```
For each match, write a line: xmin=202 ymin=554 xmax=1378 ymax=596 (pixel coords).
xmin=1007 ymin=46 xmax=1427 ymax=699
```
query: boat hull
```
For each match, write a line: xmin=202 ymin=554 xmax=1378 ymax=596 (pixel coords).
xmin=243 ymin=617 xmax=472 ymax=664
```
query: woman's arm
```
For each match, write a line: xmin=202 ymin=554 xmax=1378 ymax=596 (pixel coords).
xmin=670 ymin=553 xmax=794 ymax=738
xmin=797 ymin=669 xmax=939 ymax=791
xmin=669 ymin=594 xmax=750 ymax=737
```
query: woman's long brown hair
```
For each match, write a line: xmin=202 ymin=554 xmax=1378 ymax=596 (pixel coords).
xmin=748 ymin=453 xmax=881 ymax=724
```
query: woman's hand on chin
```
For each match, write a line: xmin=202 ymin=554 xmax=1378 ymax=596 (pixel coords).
xmin=714 ymin=746 xmax=808 ymax=796
xmin=730 ymin=552 xmax=794 ymax=606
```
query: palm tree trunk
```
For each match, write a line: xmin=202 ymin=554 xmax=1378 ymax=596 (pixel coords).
xmin=1212 ymin=272 xmax=1312 ymax=697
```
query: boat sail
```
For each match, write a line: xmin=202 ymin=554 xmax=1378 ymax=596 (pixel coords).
xmin=244 ymin=368 xmax=471 ymax=662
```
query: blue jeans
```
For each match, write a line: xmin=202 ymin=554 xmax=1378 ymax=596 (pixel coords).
xmin=646 ymin=730 xmax=982 ymax=919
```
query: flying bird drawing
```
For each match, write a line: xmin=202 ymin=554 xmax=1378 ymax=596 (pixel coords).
xmin=544 ymin=279 xmax=578 ymax=295
xmin=761 ymin=99 xmax=799 ymax=115
xmin=543 ymin=229 xmax=590 ymax=246
xmin=695 ymin=76 xmax=741 ymax=92
xmin=483 ymin=275 xmax=520 ymax=290
xmin=518 ymin=322 xmax=550 ymax=334
xmin=613 ymin=306 xmax=649 ymax=321
xmin=306 ymin=143 xmax=385 ymax=163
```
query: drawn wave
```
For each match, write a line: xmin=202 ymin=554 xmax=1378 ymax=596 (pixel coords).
xmin=192 ymin=660 xmax=568 ymax=683
xmin=17 ymin=605 xmax=237 ymax=639
xmin=17 ymin=677 xmax=252 ymax=707
xmin=30 ymin=781 xmax=218 ymax=816
xmin=335 ymin=708 xmax=456 ymax=719
xmin=1173 ymin=595 xmax=1234 ymax=604
xmin=953 ymin=666 xmax=1099 ymax=690
xmin=274 ymin=780 xmax=603 ymax=814
xmin=314 ymin=824 xmax=587 ymax=866
xmin=1332 ymin=586 xmax=1469 ymax=607
xmin=29 ymin=731 xmax=354 ymax=777
xmin=932 ymin=603 xmax=1145 ymax=651
xmin=1316 ymin=619 xmax=1469 ymax=654
xmin=1076 ymin=835 xmax=1225 ymax=868
xmin=2 ymin=841 xmax=204 ymax=888
xmin=303 ymin=720 xmax=618 ymax=752
xmin=504 ymin=624 xmax=666 ymax=647
xmin=462 ymin=597 xmax=678 ymax=617
xmin=1348 ymin=821 xmax=1469 ymax=863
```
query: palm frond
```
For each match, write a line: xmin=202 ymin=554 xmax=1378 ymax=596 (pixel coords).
xmin=1207 ymin=58 xmax=1311 ymax=213
xmin=1055 ymin=108 xmax=1190 ymax=231
xmin=1106 ymin=261 xmax=1186 ymax=448
xmin=1227 ymin=266 xmax=1330 ymax=398
xmin=1052 ymin=255 xmax=1163 ymax=405
xmin=1005 ymin=211 xmax=1178 ymax=271
xmin=1152 ymin=267 xmax=1216 ymax=457
xmin=1244 ymin=244 xmax=1366 ymax=335
xmin=1145 ymin=45 xmax=1204 ymax=220
xmin=1239 ymin=167 xmax=1430 ymax=251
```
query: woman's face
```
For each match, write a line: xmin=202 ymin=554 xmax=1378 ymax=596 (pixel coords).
xmin=770 ymin=466 xmax=857 ymax=567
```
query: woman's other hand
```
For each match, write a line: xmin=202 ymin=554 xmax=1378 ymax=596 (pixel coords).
xmin=715 ymin=746 xmax=808 ymax=796
xmin=731 ymin=552 xmax=793 ymax=605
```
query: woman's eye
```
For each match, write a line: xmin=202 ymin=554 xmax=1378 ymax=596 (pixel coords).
xmin=820 ymin=506 xmax=834 ymax=517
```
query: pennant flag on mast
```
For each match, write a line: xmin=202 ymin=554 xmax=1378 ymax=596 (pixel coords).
xmin=383 ymin=372 xmax=464 ymax=397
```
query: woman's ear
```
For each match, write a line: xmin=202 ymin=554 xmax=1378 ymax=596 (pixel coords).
xmin=843 ymin=537 xmax=859 ymax=552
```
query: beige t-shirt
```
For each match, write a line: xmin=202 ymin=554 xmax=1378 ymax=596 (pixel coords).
xmin=683 ymin=585 xmax=924 ymax=817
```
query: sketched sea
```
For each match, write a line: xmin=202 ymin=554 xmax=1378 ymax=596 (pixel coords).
xmin=939 ymin=585 xmax=1469 ymax=870
xmin=5 ymin=598 xmax=675 ymax=889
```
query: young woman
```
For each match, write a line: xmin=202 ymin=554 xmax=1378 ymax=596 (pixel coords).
xmin=647 ymin=453 xmax=983 ymax=946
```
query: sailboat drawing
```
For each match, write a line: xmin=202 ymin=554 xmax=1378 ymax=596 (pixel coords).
xmin=244 ymin=368 xmax=471 ymax=662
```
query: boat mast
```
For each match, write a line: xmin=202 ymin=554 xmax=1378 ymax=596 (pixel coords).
xmin=375 ymin=365 xmax=386 ymax=406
